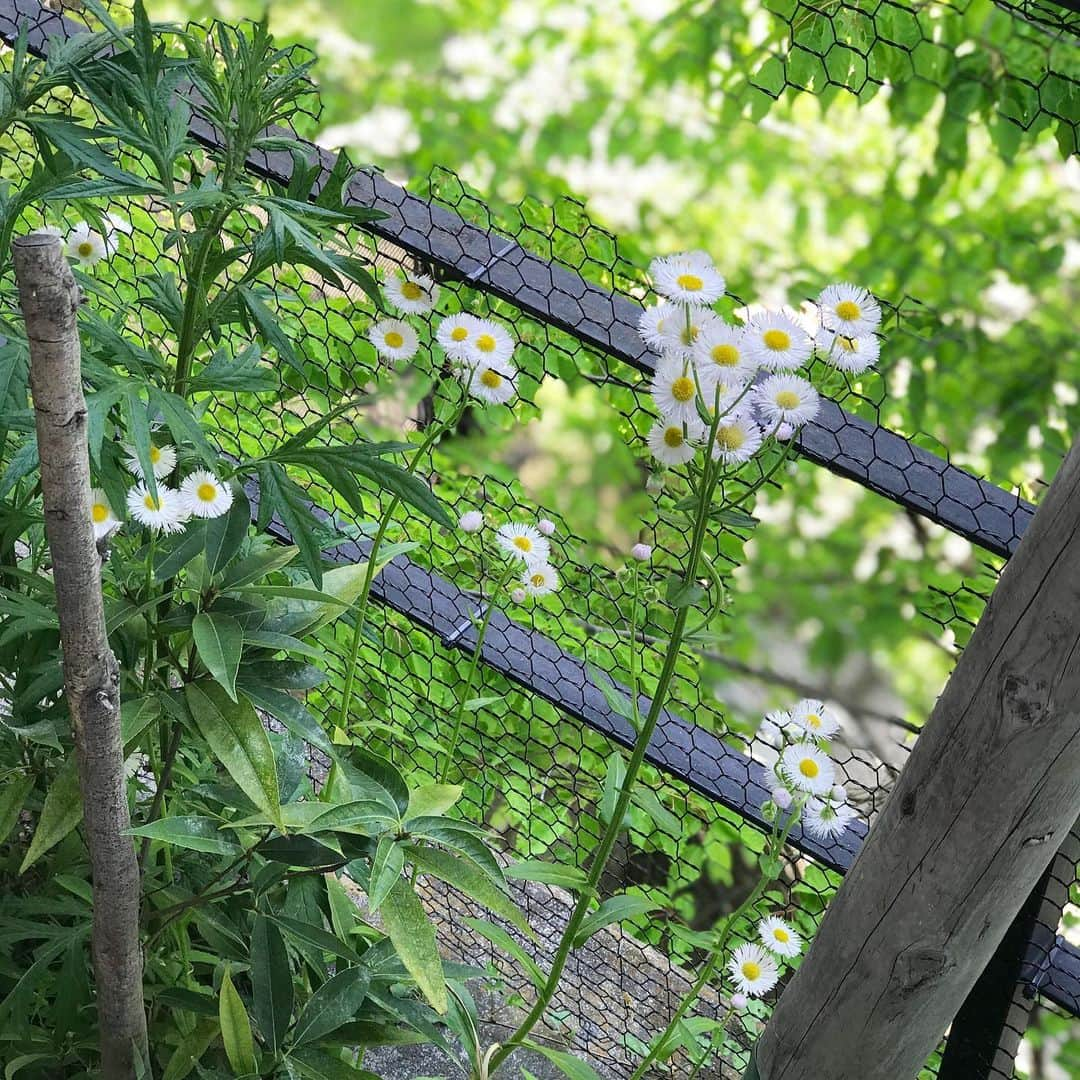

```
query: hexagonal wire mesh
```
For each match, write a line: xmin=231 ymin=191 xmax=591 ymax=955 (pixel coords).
xmin=0 ymin=0 xmax=1077 ymax=1077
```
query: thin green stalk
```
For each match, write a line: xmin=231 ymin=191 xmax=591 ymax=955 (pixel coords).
xmin=438 ymin=558 xmax=517 ymax=785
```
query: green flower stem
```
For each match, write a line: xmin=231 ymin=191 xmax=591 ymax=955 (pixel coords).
xmin=628 ymin=808 xmax=800 ymax=1079
xmin=438 ymin=558 xmax=518 ymax=785
xmin=336 ymin=401 xmax=464 ymax=731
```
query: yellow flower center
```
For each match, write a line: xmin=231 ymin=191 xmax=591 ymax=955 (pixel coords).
xmin=775 ymin=390 xmax=800 ymax=410
xmin=480 ymin=369 xmax=502 ymax=389
xmin=835 ymin=300 xmax=861 ymax=321
xmin=476 ymin=333 xmax=497 ymax=353
xmin=513 ymin=536 xmax=533 ymax=552
xmin=680 ymin=324 xmax=699 ymax=346
xmin=837 ymin=335 xmax=858 ymax=352
xmin=715 ymin=425 xmax=746 ymax=452
xmin=149 ymin=446 xmax=161 ymax=463
xmin=806 ymin=713 xmax=822 ymax=729
xmin=774 ymin=928 xmax=790 ymax=942
xmin=401 ymin=281 xmax=424 ymax=300
xmin=196 ymin=482 xmax=218 ymax=503
xmin=530 ymin=572 xmax=545 ymax=587
xmin=77 ymin=241 xmax=94 ymax=257
xmin=799 ymin=758 xmax=820 ymax=779
xmin=763 ymin=329 xmax=791 ymax=351
xmin=676 ymin=273 xmax=703 ymax=292
xmin=742 ymin=961 xmax=761 ymax=981
xmin=451 ymin=325 xmax=469 ymax=342
xmin=711 ymin=343 xmax=740 ymax=368
xmin=384 ymin=331 xmax=404 ymax=349
xmin=143 ymin=494 xmax=161 ymax=511
xmin=663 ymin=427 xmax=684 ymax=448
xmin=91 ymin=504 xmax=109 ymax=523
xmin=670 ymin=376 xmax=695 ymax=403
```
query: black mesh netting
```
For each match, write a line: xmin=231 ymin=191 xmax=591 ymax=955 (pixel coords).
xmin=0 ymin=1 xmax=1077 ymax=1077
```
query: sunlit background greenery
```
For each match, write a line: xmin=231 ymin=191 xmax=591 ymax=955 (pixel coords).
xmin=157 ymin=0 xmax=1079 ymax=1072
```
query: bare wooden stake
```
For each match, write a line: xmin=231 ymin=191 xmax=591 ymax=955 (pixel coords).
xmin=752 ymin=435 xmax=1080 ymax=1080
xmin=13 ymin=233 xmax=148 ymax=1077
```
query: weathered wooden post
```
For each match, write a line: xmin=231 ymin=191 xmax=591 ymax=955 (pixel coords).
xmin=13 ymin=233 xmax=148 ymax=1077
xmin=749 ymin=435 xmax=1080 ymax=1080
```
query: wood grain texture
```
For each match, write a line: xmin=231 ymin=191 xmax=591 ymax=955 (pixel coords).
xmin=13 ymin=233 xmax=148 ymax=1077
xmin=754 ymin=436 xmax=1080 ymax=1080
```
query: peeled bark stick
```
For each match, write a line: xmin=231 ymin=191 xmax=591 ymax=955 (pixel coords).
xmin=751 ymin=435 xmax=1080 ymax=1080
xmin=13 ymin=234 xmax=148 ymax=1077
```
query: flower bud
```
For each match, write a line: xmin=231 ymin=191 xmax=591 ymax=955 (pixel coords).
xmin=630 ymin=542 xmax=652 ymax=562
xmin=772 ymin=786 xmax=793 ymax=811
xmin=831 ymin=784 xmax=847 ymax=803
xmin=730 ymin=992 xmax=748 ymax=1010
xmin=758 ymin=719 xmax=781 ymax=746
xmin=459 ymin=510 xmax=483 ymax=533
xmin=510 ymin=588 xmax=527 ymax=604
xmin=537 ymin=518 xmax=555 ymax=536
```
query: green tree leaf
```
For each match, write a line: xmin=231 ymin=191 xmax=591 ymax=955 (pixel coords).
xmin=256 ymin=461 xmax=325 ymax=586
xmin=366 ymin=835 xmax=404 ymax=913
xmin=124 ymin=815 xmax=242 ymax=855
xmin=0 ymin=774 xmax=34 ymax=846
xmin=251 ymin=915 xmax=292 ymax=1053
xmin=192 ymin=612 xmax=244 ymax=701
xmin=525 ymin=1042 xmax=604 ymax=1080
xmin=291 ymin=965 xmax=370 ymax=1046
xmin=287 ymin=1048 xmax=380 ymax=1080
xmin=505 ymin=859 xmax=587 ymax=891
xmin=463 ymin=918 xmax=546 ymax=991
xmin=404 ymin=783 xmax=462 ymax=822
xmin=186 ymin=681 xmax=282 ymax=829
xmin=379 ymin=877 xmax=447 ymax=1014
xmin=572 ymin=894 xmax=656 ymax=948
xmin=162 ymin=1018 xmax=219 ymax=1080
xmin=19 ymin=756 xmax=81 ymax=873
xmin=218 ymin=968 xmax=256 ymax=1076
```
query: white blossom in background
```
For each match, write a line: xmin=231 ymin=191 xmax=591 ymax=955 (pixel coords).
xmin=804 ymin=795 xmax=858 ymax=841
xmin=755 ymin=373 xmax=820 ymax=429
xmin=180 ymin=472 xmax=234 ymax=520
xmin=537 ymin=518 xmax=556 ymax=536
xmin=815 ymin=327 xmax=880 ymax=375
xmin=437 ymin=312 xmax=478 ymax=362
xmin=89 ymin=488 xmax=120 ymax=540
xmin=649 ymin=251 xmax=726 ymax=306
xmin=317 ymin=105 xmax=421 ymax=158
xmin=521 ymin=561 xmax=559 ymax=597
xmin=789 ymin=698 xmax=841 ymax=740
xmin=693 ymin=323 xmax=757 ymax=387
xmin=368 ymin=318 xmax=420 ymax=362
xmin=710 ymin=411 xmax=764 ymax=467
xmin=780 ymin=741 xmax=835 ymax=795
xmin=384 ymin=271 xmax=440 ymax=316
xmin=127 ymin=484 xmax=187 ymax=535
xmin=510 ymin=587 xmax=527 ymax=604
xmin=745 ymin=310 xmax=813 ymax=371
xmin=758 ymin=916 xmax=803 ymax=959
xmin=630 ymin=542 xmax=652 ymax=562
xmin=728 ymin=943 xmax=779 ymax=997
xmin=124 ymin=443 xmax=177 ymax=481
xmin=496 ymin=522 xmax=550 ymax=564
xmin=817 ymin=282 xmax=882 ymax=337
xmin=647 ymin=419 xmax=698 ymax=467
xmin=650 ymin=356 xmax=700 ymax=426
xmin=637 ymin=302 xmax=675 ymax=351
xmin=65 ymin=222 xmax=107 ymax=266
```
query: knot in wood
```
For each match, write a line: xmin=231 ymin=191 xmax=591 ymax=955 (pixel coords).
xmin=998 ymin=669 xmax=1047 ymax=730
xmin=896 ymin=945 xmax=949 ymax=998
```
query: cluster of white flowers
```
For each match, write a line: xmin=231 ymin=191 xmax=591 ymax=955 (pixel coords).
xmin=758 ymin=698 xmax=857 ymax=844
xmin=89 ymin=444 xmax=234 ymax=539
xmin=728 ymin=911 xmax=805 ymax=1000
xmin=639 ymin=253 xmax=883 ymax=471
xmin=457 ymin=509 xmax=561 ymax=600
xmin=367 ymin=269 xmax=519 ymax=407
xmin=38 ymin=215 xmax=132 ymax=267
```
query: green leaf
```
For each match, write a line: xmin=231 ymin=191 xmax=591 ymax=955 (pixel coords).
xmin=237 ymin=683 xmax=337 ymax=762
xmin=218 ymin=969 xmax=256 ymax=1076
xmin=150 ymin=387 xmax=218 ymax=469
xmin=586 ymin=666 xmax=637 ymax=729
xmin=192 ymin=612 xmax=244 ymax=701
xmin=0 ymin=774 xmax=34 ymax=846
xmin=464 ymin=919 xmax=546 ymax=991
xmin=380 ymin=878 xmax=447 ymax=1014
xmin=664 ymin=576 xmax=706 ymax=609
xmin=407 ymin=846 xmax=530 ymax=937
xmin=241 ymin=286 xmax=302 ymax=372
xmin=710 ymin=506 xmax=758 ymax=529
xmin=265 ymin=558 xmax=385 ymax=637
xmin=572 ymin=894 xmax=656 ymax=948
xmin=20 ymin=757 xmax=81 ymax=873
xmin=204 ymin=488 xmax=251 ymax=577
xmin=250 ymin=915 xmax=292 ymax=1053
xmin=630 ymin=788 xmax=682 ymax=839
xmin=121 ymin=695 xmax=162 ymax=747
xmin=524 ymin=1043 xmax=604 ymax=1080
xmin=404 ymin=783 xmax=462 ymax=822
xmin=256 ymin=461 xmax=324 ymax=586
xmin=287 ymin=1049 xmax=380 ymax=1080
xmin=505 ymin=859 xmax=587 ymax=891
xmin=367 ymin=835 xmax=405 ymax=913
xmin=0 ymin=435 xmax=38 ymax=498
xmin=124 ymin=816 xmax=241 ymax=856
xmin=242 ymin=630 xmax=324 ymax=661
xmin=190 ymin=343 xmax=278 ymax=393
xmin=153 ymin=524 xmax=209 ymax=581
xmin=162 ymin=1018 xmax=219 ymax=1080
xmin=257 ymin=834 xmax=343 ymax=868
xmin=186 ymin=682 xmax=282 ymax=829
xmin=308 ymin=800 xmax=398 ymax=837
xmin=270 ymin=914 xmax=362 ymax=965
xmin=219 ymin=544 xmax=298 ymax=590
xmin=348 ymin=455 xmax=452 ymax=529
xmin=292 ymin=965 xmax=370 ymax=1046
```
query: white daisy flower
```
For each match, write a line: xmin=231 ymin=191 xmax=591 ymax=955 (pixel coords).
xmin=467 ymin=362 xmax=516 ymax=405
xmin=790 ymin=698 xmax=840 ymax=739
xmin=650 ymin=356 xmax=700 ymax=425
xmin=496 ymin=523 xmax=550 ymax=564
xmin=745 ymin=310 xmax=813 ymax=371
xmin=710 ymin=411 xmax=763 ymax=467
xmin=521 ymin=561 xmax=559 ymax=597
xmin=89 ymin=488 xmax=120 ymax=540
xmin=728 ymin=943 xmax=779 ymax=997
xmin=459 ymin=510 xmax=484 ymax=533
xmin=649 ymin=251 xmax=725 ymax=306
xmin=755 ymin=374 xmax=820 ymax=430
xmin=815 ymin=328 xmax=880 ymax=375
xmin=659 ymin=306 xmax=721 ymax=358
xmin=126 ymin=484 xmax=187 ymax=535
xmin=818 ymin=283 xmax=881 ymax=337
xmin=65 ymin=222 xmax=107 ymax=267
xmin=384 ymin=271 xmax=440 ymax=316
xmin=180 ymin=471 xmax=234 ymax=520
xmin=368 ymin=318 xmax=419 ymax=362
xmin=758 ymin=916 xmax=803 ymax=959
xmin=831 ymin=784 xmax=848 ymax=803
xmin=637 ymin=302 xmax=675 ymax=351
xmin=463 ymin=318 xmax=514 ymax=369
xmin=124 ymin=443 xmax=177 ymax=481
xmin=647 ymin=419 xmax=698 ymax=467
xmin=804 ymin=796 xmax=857 ymax=841
xmin=102 ymin=213 xmax=133 ymax=255
xmin=693 ymin=323 xmax=757 ymax=387
xmin=780 ymin=742 xmax=835 ymax=795
xmin=437 ymin=312 xmax=478 ymax=361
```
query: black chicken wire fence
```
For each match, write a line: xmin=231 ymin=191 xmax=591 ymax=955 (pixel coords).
xmin=1 ymin=0 xmax=1078 ymax=1077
